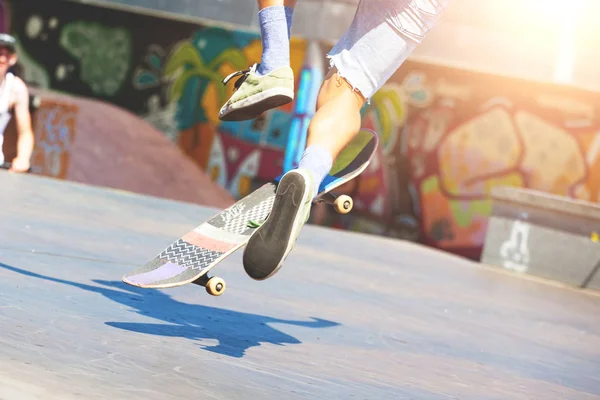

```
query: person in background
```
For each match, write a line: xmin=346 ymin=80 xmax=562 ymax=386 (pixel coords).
xmin=0 ymin=33 xmax=34 ymax=173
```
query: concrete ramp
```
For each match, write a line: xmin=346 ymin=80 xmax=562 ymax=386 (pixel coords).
xmin=1 ymin=171 xmax=599 ymax=399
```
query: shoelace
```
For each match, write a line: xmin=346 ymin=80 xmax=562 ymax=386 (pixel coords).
xmin=221 ymin=64 xmax=257 ymax=90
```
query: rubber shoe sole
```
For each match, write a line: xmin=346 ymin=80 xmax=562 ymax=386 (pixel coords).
xmin=219 ymin=87 xmax=294 ymax=122
xmin=243 ymin=170 xmax=312 ymax=280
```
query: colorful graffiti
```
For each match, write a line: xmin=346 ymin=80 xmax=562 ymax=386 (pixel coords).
xmin=11 ymin=0 xmax=600 ymax=260
xmin=312 ymin=60 xmax=600 ymax=258
xmin=9 ymin=0 xmax=307 ymax=200
xmin=154 ymin=28 xmax=306 ymax=192
xmin=59 ymin=21 xmax=132 ymax=96
xmin=3 ymin=97 xmax=78 ymax=179
xmin=30 ymin=99 xmax=78 ymax=178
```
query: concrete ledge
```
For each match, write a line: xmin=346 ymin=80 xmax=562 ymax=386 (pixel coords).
xmin=481 ymin=186 xmax=600 ymax=290
xmin=490 ymin=186 xmax=600 ymax=221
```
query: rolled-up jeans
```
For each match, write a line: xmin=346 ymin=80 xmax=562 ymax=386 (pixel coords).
xmin=327 ymin=0 xmax=453 ymax=100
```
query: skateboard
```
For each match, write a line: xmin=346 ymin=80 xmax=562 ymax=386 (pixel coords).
xmin=122 ymin=129 xmax=379 ymax=296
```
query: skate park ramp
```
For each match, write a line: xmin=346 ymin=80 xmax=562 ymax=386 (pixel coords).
xmin=3 ymin=88 xmax=235 ymax=209
xmin=1 ymin=171 xmax=600 ymax=400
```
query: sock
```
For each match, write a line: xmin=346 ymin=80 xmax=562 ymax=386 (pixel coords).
xmin=284 ymin=6 xmax=294 ymax=37
xmin=298 ymin=145 xmax=333 ymax=198
xmin=256 ymin=6 xmax=292 ymax=76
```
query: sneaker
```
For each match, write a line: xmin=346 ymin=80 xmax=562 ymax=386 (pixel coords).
xmin=219 ymin=63 xmax=294 ymax=121
xmin=243 ymin=168 xmax=314 ymax=280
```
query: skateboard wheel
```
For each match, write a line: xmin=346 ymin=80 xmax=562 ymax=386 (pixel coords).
xmin=206 ymin=276 xmax=226 ymax=296
xmin=334 ymin=195 xmax=353 ymax=214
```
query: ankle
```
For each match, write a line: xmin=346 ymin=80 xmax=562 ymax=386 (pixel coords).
xmin=298 ymin=145 xmax=333 ymax=197
xmin=257 ymin=6 xmax=291 ymax=76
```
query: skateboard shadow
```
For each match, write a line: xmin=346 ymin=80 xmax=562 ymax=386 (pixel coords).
xmin=0 ymin=262 xmax=340 ymax=358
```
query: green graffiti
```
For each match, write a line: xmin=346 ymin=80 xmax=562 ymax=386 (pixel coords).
xmin=133 ymin=45 xmax=165 ymax=90
xmin=421 ymin=176 xmax=438 ymax=194
xmin=369 ymin=88 xmax=405 ymax=154
xmin=422 ymin=176 xmax=493 ymax=227
xmin=60 ymin=21 xmax=132 ymax=96
xmin=163 ymin=28 xmax=247 ymax=130
xmin=449 ymin=200 xmax=492 ymax=227
xmin=14 ymin=35 xmax=50 ymax=88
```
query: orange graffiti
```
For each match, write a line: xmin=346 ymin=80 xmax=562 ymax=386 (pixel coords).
xmin=30 ymin=100 xmax=79 ymax=179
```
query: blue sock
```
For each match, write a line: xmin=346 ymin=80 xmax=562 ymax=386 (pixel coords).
xmin=257 ymin=6 xmax=292 ymax=76
xmin=298 ymin=145 xmax=333 ymax=198
xmin=284 ymin=6 xmax=294 ymax=37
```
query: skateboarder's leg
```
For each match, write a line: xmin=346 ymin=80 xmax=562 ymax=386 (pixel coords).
xmin=299 ymin=0 xmax=453 ymax=197
xmin=243 ymin=0 xmax=453 ymax=280
xmin=219 ymin=0 xmax=297 ymax=121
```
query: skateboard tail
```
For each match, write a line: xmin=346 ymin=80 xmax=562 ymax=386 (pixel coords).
xmin=121 ymin=182 xmax=279 ymax=289
xmin=122 ymin=240 xmax=245 ymax=289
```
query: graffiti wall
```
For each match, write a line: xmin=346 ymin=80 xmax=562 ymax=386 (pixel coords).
xmin=8 ymin=0 xmax=307 ymax=198
xmin=10 ymin=0 xmax=600 ymax=260
xmin=30 ymin=98 xmax=78 ymax=178
xmin=311 ymin=59 xmax=600 ymax=259
xmin=3 ymin=96 xmax=78 ymax=178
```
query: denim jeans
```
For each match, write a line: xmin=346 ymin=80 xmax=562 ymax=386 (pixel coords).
xmin=327 ymin=0 xmax=453 ymax=100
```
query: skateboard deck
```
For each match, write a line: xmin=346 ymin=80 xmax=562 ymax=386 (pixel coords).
xmin=122 ymin=129 xmax=379 ymax=296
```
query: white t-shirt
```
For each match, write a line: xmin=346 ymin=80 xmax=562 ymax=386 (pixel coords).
xmin=0 ymin=72 xmax=15 ymax=164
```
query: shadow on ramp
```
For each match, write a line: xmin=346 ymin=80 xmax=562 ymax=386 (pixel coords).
xmin=0 ymin=262 xmax=340 ymax=358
